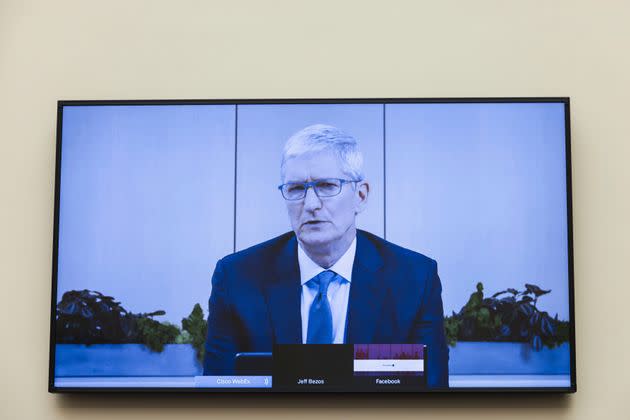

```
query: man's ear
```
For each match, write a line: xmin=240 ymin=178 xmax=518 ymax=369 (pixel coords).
xmin=355 ymin=181 xmax=370 ymax=214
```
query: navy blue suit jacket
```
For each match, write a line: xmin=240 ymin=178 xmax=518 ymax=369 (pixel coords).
xmin=203 ymin=229 xmax=449 ymax=388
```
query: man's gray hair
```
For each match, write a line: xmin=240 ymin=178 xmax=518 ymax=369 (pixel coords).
xmin=281 ymin=124 xmax=364 ymax=181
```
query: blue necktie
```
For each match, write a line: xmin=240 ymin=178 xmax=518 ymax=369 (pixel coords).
xmin=306 ymin=270 xmax=336 ymax=344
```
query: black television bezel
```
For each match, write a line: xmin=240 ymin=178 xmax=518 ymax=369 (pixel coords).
xmin=49 ymin=97 xmax=576 ymax=394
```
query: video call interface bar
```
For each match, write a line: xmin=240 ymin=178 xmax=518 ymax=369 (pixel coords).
xmin=196 ymin=344 xmax=427 ymax=391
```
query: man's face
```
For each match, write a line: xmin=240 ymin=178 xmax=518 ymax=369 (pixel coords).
xmin=282 ymin=150 xmax=368 ymax=249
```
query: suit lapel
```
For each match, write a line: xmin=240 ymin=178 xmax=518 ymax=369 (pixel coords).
xmin=264 ymin=234 xmax=302 ymax=344
xmin=345 ymin=231 xmax=385 ymax=343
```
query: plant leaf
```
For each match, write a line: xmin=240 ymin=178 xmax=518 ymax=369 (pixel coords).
xmin=532 ymin=335 xmax=543 ymax=351
xmin=519 ymin=295 xmax=534 ymax=303
xmin=525 ymin=283 xmax=551 ymax=297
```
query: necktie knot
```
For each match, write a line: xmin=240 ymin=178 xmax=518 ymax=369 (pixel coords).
xmin=312 ymin=270 xmax=336 ymax=296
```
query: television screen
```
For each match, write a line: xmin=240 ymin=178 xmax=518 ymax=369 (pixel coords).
xmin=49 ymin=98 xmax=575 ymax=392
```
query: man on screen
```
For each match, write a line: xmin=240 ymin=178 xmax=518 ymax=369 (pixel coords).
xmin=203 ymin=124 xmax=449 ymax=388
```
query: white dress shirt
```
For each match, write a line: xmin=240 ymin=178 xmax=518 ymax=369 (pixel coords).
xmin=298 ymin=237 xmax=356 ymax=344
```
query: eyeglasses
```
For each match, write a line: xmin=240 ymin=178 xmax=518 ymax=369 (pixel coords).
xmin=278 ymin=178 xmax=362 ymax=201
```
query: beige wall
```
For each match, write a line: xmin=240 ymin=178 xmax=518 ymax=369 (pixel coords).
xmin=1 ymin=0 xmax=628 ymax=418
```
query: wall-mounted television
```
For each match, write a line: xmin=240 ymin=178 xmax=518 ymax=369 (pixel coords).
xmin=49 ymin=98 xmax=575 ymax=393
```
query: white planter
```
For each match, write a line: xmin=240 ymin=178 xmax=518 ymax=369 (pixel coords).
xmin=55 ymin=344 xmax=202 ymax=377
xmin=448 ymin=341 xmax=570 ymax=375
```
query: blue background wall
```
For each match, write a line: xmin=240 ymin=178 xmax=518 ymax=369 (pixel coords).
xmin=58 ymin=105 xmax=236 ymax=324
xmin=385 ymin=103 xmax=569 ymax=319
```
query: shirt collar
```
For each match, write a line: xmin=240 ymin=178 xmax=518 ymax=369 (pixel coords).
xmin=297 ymin=236 xmax=356 ymax=285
